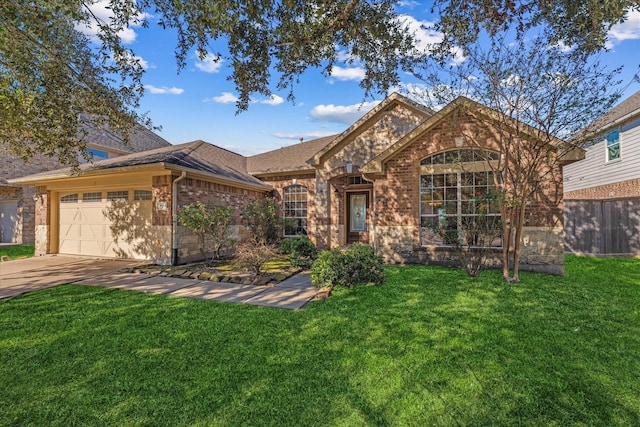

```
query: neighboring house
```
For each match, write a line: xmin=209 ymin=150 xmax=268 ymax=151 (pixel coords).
xmin=0 ymin=120 xmax=171 ymax=244
xmin=12 ymin=93 xmax=582 ymax=273
xmin=564 ymin=90 xmax=640 ymax=255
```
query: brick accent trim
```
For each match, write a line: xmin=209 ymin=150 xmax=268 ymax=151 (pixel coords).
xmin=565 ymin=178 xmax=640 ymax=200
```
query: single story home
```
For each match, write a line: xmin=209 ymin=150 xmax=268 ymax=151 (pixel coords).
xmin=11 ymin=93 xmax=582 ymax=273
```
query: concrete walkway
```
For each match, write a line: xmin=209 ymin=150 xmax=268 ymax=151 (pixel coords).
xmin=75 ymin=270 xmax=317 ymax=309
xmin=0 ymin=256 xmax=318 ymax=309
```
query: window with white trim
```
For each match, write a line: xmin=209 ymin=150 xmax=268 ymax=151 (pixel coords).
xmin=283 ymin=185 xmax=308 ymax=236
xmin=87 ymin=147 xmax=109 ymax=159
xmin=420 ymin=149 xmax=502 ymax=247
xmin=606 ymin=129 xmax=620 ymax=162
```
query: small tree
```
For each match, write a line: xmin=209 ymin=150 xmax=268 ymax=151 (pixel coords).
xmin=412 ymin=29 xmax=623 ymax=282
xmin=241 ymin=196 xmax=283 ymax=245
xmin=177 ymin=202 xmax=235 ymax=262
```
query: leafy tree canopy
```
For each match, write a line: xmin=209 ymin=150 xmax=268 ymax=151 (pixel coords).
xmin=1 ymin=0 xmax=638 ymax=166
xmin=433 ymin=0 xmax=640 ymax=53
xmin=0 ymin=0 xmax=417 ymax=165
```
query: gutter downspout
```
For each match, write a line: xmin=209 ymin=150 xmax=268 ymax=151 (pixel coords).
xmin=171 ymin=171 xmax=187 ymax=265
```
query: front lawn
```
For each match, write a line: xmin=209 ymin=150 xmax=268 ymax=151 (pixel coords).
xmin=1 ymin=256 xmax=639 ymax=425
xmin=0 ymin=244 xmax=34 ymax=260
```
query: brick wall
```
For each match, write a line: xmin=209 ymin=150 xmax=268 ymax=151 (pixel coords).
xmin=564 ymin=177 xmax=640 ymax=200
xmin=259 ymin=173 xmax=317 ymax=243
xmin=371 ymin=114 xmax=566 ymax=273
xmin=175 ymin=177 xmax=267 ymax=262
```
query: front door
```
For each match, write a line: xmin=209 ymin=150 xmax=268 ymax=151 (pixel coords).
xmin=347 ymin=192 xmax=369 ymax=244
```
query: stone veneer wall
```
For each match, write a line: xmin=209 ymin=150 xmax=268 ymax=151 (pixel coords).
xmin=371 ymin=114 xmax=566 ymax=275
xmin=175 ymin=177 xmax=266 ymax=263
xmin=0 ymin=186 xmax=36 ymax=245
xmin=33 ymin=187 xmax=49 ymax=256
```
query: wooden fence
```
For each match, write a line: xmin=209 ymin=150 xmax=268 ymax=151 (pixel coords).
xmin=564 ymin=198 xmax=640 ymax=255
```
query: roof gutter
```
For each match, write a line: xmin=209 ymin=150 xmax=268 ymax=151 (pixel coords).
xmin=171 ymin=171 xmax=187 ymax=266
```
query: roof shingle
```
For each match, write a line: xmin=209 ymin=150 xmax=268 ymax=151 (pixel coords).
xmin=246 ymin=135 xmax=337 ymax=175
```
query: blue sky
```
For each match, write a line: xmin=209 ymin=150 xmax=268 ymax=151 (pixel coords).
xmin=82 ymin=2 xmax=640 ymax=155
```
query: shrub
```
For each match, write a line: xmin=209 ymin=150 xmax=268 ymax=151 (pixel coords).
xmin=311 ymin=243 xmax=385 ymax=288
xmin=241 ymin=196 xmax=282 ymax=245
xmin=177 ymin=202 xmax=235 ymax=262
xmin=235 ymin=241 xmax=278 ymax=274
xmin=281 ymin=236 xmax=317 ymax=269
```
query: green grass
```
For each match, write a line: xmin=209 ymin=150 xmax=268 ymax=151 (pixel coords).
xmin=0 ymin=244 xmax=34 ymax=260
xmin=1 ymin=256 xmax=639 ymax=426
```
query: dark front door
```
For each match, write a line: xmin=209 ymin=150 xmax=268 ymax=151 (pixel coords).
xmin=347 ymin=192 xmax=369 ymax=244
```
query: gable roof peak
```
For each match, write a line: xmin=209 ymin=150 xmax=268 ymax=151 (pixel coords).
xmin=308 ymin=92 xmax=434 ymax=167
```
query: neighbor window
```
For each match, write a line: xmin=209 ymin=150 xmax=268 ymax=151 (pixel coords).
xmin=283 ymin=185 xmax=308 ymax=236
xmin=87 ymin=147 xmax=109 ymax=160
xmin=420 ymin=149 xmax=502 ymax=247
xmin=606 ymin=129 xmax=620 ymax=162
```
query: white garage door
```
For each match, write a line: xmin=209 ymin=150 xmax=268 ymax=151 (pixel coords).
xmin=0 ymin=200 xmax=18 ymax=243
xmin=58 ymin=189 xmax=153 ymax=259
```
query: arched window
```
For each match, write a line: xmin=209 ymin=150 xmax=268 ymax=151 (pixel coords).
xmin=420 ymin=149 xmax=502 ymax=247
xmin=283 ymin=185 xmax=308 ymax=236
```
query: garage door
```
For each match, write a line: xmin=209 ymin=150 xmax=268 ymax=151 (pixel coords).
xmin=58 ymin=189 xmax=153 ymax=259
xmin=0 ymin=200 xmax=18 ymax=243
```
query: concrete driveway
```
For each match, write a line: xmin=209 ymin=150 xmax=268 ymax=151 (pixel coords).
xmin=0 ymin=255 xmax=141 ymax=300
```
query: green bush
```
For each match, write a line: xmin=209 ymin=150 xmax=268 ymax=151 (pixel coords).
xmin=241 ymin=196 xmax=282 ymax=245
xmin=281 ymin=236 xmax=317 ymax=269
xmin=310 ymin=243 xmax=385 ymax=288
xmin=177 ymin=202 xmax=235 ymax=261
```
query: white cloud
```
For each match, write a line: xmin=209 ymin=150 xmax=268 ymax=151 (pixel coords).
xmin=397 ymin=0 xmax=420 ymax=7
xmin=195 ymin=53 xmax=223 ymax=73
xmin=258 ymin=94 xmax=284 ymax=106
xmin=310 ymin=101 xmax=381 ymax=124
xmin=330 ymin=66 xmax=366 ymax=81
xmin=398 ymin=14 xmax=444 ymax=52
xmin=145 ymin=85 xmax=184 ymax=95
xmin=608 ymin=9 xmax=640 ymax=43
xmin=204 ymin=92 xmax=238 ymax=103
xmin=76 ymin=0 xmax=144 ymax=44
xmin=114 ymin=51 xmax=149 ymax=70
xmin=398 ymin=14 xmax=466 ymax=65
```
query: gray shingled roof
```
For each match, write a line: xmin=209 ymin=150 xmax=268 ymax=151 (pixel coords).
xmin=13 ymin=141 xmax=268 ymax=188
xmin=246 ymin=135 xmax=338 ymax=175
xmin=587 ymin=90 xmax=640 ymax=131
xmin=79 ymin=116 xmax=171 ymax=153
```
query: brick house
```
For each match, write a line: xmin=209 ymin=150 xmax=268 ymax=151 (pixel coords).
xmin=564 ymin=90 xmax=640 ymax=255
xmin=0 ymin=119 xmax=170 ymax=244
xmin=13 ymin=93 xmax=581 ymax=272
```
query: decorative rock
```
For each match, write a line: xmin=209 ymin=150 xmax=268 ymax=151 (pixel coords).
xmin=199 ymin=271 xmax=212 ymax=280
xmin=209 ymin=275 xmax=222 ymax=282
xmin=170 ymin=269 xmax=186 ymax=277
xmin=251 ymin=275 xmax=272 ymax=286
xmin=240 ymin=275 xmax=255 ymax=285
